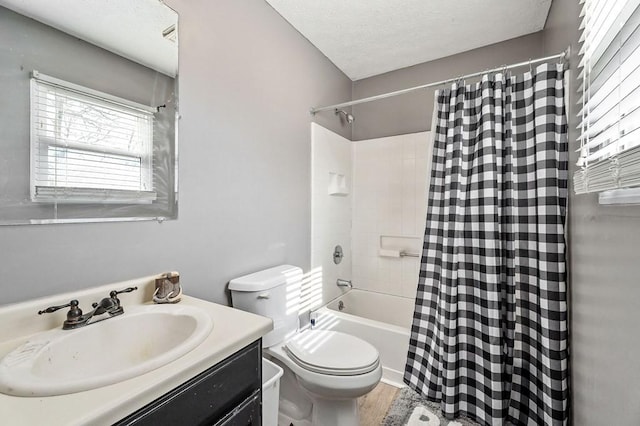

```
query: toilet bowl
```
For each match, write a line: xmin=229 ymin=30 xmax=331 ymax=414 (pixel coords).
xmin=229 ymin=265 xmax=382 ymax=426
xmin=268 ymin=329 xmax=382 ymax=426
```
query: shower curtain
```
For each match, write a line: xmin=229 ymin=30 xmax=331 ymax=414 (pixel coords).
xmin=405 ymin=63 xmax=568 ymax=426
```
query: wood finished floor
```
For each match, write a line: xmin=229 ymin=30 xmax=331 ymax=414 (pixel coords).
xmin=358 ymin=382 xmax=400 ymax=426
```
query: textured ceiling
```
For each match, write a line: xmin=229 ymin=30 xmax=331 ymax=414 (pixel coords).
xmin=1 ymin=0 xmax=178 ymax=77
xmin=265 ymin=0 xmax=553 ymax=81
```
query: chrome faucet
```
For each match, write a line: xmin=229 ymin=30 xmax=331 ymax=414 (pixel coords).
xmin=38 ymin=287 xmax=138 ymax=330
xmin=336 ymin=279 xmax=352 ymax=289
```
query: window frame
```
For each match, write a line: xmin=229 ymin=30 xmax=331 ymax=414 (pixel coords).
xmin=575 ymin=0 xmax=640 ymax=199
xmin=29 ymin=70 xmax=157 ymax=204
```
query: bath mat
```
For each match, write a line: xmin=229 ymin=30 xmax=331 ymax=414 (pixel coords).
xmin=382 ymin=387 xmax=479 ymax=426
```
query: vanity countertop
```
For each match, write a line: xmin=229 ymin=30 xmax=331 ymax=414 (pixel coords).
xmin=0 ymin=275 xmax=273 ymax=426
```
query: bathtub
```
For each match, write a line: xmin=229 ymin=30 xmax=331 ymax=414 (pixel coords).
xmin=313 ymin=289 xmax=413 ymax=387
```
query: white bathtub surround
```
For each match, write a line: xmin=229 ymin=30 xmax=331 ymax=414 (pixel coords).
xmin=0 ymin=275 xmax=272 ymax=426
xmin=311 ymin=125 xmax=432 ymax=303
xmin=316 ymin=289 xmax=412 ymax=387
xmin=311 ymin=123 xmax=353 ymax=307
xmin=310 ymin=126 xmax=432 ymax=392
xmin=352 ymin=131 xmax=432 ymax=298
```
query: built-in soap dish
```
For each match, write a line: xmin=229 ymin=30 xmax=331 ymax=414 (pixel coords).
xmin=328 ymin=172 xmax=349 ymax=196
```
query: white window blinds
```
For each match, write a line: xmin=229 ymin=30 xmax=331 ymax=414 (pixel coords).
xmin=575 ymin=0 xmax=640 ymax=193
xmin=30 ymin=71 xmax=157 ymax=204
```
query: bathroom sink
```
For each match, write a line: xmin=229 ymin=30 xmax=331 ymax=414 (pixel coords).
xmin=0 ymin=304 xmax=213 ymax=397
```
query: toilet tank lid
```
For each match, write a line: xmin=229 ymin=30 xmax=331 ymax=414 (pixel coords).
xmin=229 ymin=265 xmax=303 ymax=292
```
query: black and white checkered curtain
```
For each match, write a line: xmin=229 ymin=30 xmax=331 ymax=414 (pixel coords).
xmin=405 ymin=63 xmax=569 ymax=426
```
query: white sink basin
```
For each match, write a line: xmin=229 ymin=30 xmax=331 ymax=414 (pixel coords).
xmin=0 ymin=304 xmax=213 ymax=397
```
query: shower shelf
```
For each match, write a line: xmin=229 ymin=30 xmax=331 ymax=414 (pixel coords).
xmin=378 ymin=249 xmax=420 ymax=258
xmin=328 ymin=172 xmax=348 ymax=196
xmin=379 ymin=235 xmax=422 ymax=259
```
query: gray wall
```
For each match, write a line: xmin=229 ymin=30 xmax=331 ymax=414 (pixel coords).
xmin=351 ymin=33 xmax=545 ymax=140
xmin=0 ymin=0 xmax=351 ymax=306
xmin=543 ymin=1 xmax=640 ymax=425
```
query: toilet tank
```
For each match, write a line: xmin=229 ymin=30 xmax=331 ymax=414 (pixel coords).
xmin=229 ymin=265 xmax=302 ymax=348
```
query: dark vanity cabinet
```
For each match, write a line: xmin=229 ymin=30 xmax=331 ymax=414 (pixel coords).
xmin=115 ymin=340 xmax=262 ymax=426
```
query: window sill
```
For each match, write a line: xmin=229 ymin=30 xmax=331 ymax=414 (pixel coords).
xmin=32 ymin=186 xmax=157 ymax=204
xmin=598 ymin=188 xmax=640 ymax=205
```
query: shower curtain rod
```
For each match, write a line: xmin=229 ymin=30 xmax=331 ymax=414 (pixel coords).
xmin=309 ymin=47 xmax=570 ymax=115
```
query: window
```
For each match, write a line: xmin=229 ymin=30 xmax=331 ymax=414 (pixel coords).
xmin=575 ymin=0 xmax=640 ymax=195
xmin=30 ymin=71 xmax=157 ymax=204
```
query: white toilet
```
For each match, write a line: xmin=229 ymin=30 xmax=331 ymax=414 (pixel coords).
xmin=229 ymin=265 xmax=382 ymax=426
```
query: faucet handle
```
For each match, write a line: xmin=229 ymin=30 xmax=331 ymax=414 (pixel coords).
xmin=109 ymin=286 xmax=138 ymax=299
xmin=107 ymin=287 xmax=138 ymax=316
xmin=38 ymin=299 xmax=81 ymax=315
xmin=38 ymin=300 xmax=84 ymax=328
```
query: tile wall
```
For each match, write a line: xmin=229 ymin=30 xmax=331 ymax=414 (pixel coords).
xmin=351 ymin=132 xmax=432 ymax=299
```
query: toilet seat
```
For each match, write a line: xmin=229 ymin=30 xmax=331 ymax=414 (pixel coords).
xmin=266 ymin=331 xmax=383 ymax=401
xmin=283 ymin=329 xmax=379 ymax=376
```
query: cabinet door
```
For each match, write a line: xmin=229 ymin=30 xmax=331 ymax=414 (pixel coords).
xmin=214 ymin=391 xmax=261 ymax=426
xmin=115 ymin=340 xmax=262 ymax=426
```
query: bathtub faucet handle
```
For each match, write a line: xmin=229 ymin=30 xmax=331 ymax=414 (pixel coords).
xmin=336 ymin=279 xmax=352 ymax=289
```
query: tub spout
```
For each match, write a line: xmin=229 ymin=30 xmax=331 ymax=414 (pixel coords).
xmin=336 ymin=279 xmax=352 ymax=289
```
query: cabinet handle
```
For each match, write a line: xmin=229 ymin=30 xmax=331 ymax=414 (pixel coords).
xmin=257 ymin=293 xmax=270 ymax=299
